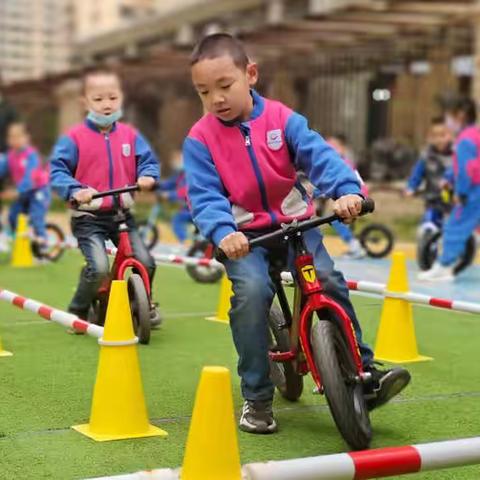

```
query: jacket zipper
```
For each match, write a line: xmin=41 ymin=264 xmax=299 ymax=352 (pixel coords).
xmin=239 ymin=124 xmax=277 ymax=224
xmin=104 ymin=133 xmax=116 ymax=206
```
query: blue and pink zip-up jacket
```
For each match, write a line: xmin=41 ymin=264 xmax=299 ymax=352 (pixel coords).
xmin=50 ymin=119 xmax=160 ymax=210
xmin=183 ymin=90 xmax=361 ymax=246
xmin=452 ymin=125 xmax=480 ymax=197
xmin=0 ymin=146 xmax=48 ymax=193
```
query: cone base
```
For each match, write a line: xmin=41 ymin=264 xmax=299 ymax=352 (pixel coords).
xmin=0 ymin=350 xmax=13 ymax=357
xmin=374 ymin=354 xmax=433 ymax=364
xmin=72 ymin=423 xmax=168 ymax=442
xmin=11 ymin=263 xmax=33 ymax=268
xmin=205 ymin=316 xmax=229 ymax=324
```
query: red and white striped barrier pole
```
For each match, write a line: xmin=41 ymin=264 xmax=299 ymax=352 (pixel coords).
xmin=346 ymin=279 xmax=480 ymax=315
xmin=0 ymin=288 xmax=103 ymax=338
xmin=87 ymin=436 xmax=480 ymax=480
xmin=244 ymin=436 xmax=480 ymax=479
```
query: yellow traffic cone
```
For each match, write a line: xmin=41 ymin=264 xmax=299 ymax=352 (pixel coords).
xmin=0 ymin=333 xmax=12 ymax=357
xmin=181 ymin=366 xmax=242 ymax=480
xmin=11 ymin=214 xmax=33 ymax=267
xmin=72 ymin=280 xmax=168 ymax=441
xmin=206 ymin=274 xmax=233 ymax=324
xmin=374 ymin=251 xmax=432 ymax=363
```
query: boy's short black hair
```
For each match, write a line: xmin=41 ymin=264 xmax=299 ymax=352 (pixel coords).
xmin=190 ymin=33 xmax=249 ymax=70
xmin=81 ymin=66 xmax=122 ymax=93
xmin=447 ymin=97 xmax=477 ymax=124
xmin=430 ymin=116 xmax=445 ymax=126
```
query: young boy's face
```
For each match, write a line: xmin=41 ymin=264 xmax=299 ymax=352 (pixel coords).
xmin=83 ymin=73 xmax=124 ymax=116
xmin=429 ymin=123 xmax=452 ymax=152
xmin=191 ymin=54 xmax=258 ymax=122
xmin=7 ymin=124 xmax=29 ymax=151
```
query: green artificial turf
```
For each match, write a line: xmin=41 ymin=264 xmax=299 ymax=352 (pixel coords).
xmin=0 ymin=251 xmax=479 ymax=479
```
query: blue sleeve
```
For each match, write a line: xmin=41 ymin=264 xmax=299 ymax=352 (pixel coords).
xmin=49 ymin=136 xmax=82 ymax=200
xmin=158 ymin=174 xmax=181 ymax=201
xmin=17 ymin=151 xmax=41 ymax=194
xmin=0 ymin=153 xmax=8 ymax=178
xmin=443 ymin=166 xmax=455 ymax=186
xmin=285 ymin=112 xmax=361 ymax=199
xmin=407 ymin=159 xmax=426 ymax=192
xmin=183 ymin=137 xmax=237 ymax=245
xmin=456 ymin=139 xmax=477 ymax=196
xmin=135 ymin=133 xmax=160 ymax=180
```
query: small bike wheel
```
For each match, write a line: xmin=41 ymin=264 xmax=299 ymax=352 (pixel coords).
xmin=137 ymin=221 xmax=158 ymax=251
xmin=185 ymin=241 xmax=223 ymax=284
xmin=417 ymin=230 xmax=437 ymax=271
xmin=359 ymin=223 xmax=394 ymax=259
xmin=32 ymin=223 xmax=66 ymax=262
xmin=423 ymin=231 xmax=476 ymax=275
xmin=127 ymin=273 xmax=151 ymax=345
xmin=268 ymin=303 xmax=303 ymax=402
xmin=311 ymin=319 xmax=371 ymax=450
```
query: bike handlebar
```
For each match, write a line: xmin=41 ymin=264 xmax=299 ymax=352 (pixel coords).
xmin=90 ymin=184 xmax=140 ymax=200
xmin=216 ymin=198 xmax=375 ymax=262
xmin=70 ymin=183 xmax=157 ymax=208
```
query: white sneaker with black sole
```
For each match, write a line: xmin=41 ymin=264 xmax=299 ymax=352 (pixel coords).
xmin=239 ymin=399 xmax=277 ymax=434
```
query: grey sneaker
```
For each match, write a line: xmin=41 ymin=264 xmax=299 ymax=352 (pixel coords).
xmin=239 ymin=400 xmax=277 ymax=434
xmin=363 ymin=363 xmax=411 ymax=411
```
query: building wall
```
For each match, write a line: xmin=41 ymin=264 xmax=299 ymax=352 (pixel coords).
xmin=0 ymin=0 xmax=73 ymax=83
xmin=74 ymin=0 xmax=156 ymax=41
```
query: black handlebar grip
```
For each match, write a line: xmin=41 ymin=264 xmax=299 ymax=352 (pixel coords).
xmin=360 ymin=198 xmax=375 ymax=216
xmin=214 ymin=247 xmax=228 ymax=263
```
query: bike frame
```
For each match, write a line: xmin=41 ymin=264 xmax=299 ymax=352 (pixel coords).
xmin=268 ymin=233 xmax=364 ymax=393
xmin=88 ymin=186 xmax=152 ymax=299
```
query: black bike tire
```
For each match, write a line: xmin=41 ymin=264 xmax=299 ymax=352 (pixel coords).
xmin=417 ymin=230 xmax=437 ymax=271
xmin=422 ymin=231 xmax=476 ymax=275
xmin=268 ymin=303 xmax=303 ymax=402
xmin=359 ymin=223 xmax=394 ymax=259
xmin=137 ymin=221 xmax=158 ymax=251
xmin=128 ymin=274 xmax=151 ymax=345
xmin=185 ymin=241 xmax=223 ymax=284
xmin=32 ymin=223 xmax=66 ymax=262
xmin=311 ymin=319 xmax=372 ymax=450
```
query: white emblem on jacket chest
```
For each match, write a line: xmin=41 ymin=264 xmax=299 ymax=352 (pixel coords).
xmin=122 ymin=144 xmax=131 ymax=156
xmin=267 ymin=129 xmax=282 ymax=151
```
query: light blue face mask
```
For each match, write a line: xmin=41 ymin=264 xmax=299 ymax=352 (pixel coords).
xmin=87 ymin=108 xmax=123 ymax=128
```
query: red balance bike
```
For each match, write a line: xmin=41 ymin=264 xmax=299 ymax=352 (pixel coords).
xmin=74 ymin=185 xmax=154 ymax=345
xmin=221 ymin=198 xmax=375 ymax=450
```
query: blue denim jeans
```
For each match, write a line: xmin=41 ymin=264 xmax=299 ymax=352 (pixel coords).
xmin=223 ymin=228 xmax=374 ymax=401
xmin=69 ymin=212 xmax=156 ymax=316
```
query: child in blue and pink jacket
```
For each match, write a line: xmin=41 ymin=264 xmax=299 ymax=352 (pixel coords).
xmin=157 ymin=151 xmax=192 ymax=243
xmin=419 ymin=98 xmax=480 ymax=281
xmin=50 ymin=68 xmax=160 ymax=324
xmin=184 ymin=33 xmax=410 ymax=434
xmin=0 ymin=122 xmax=50 ymax=242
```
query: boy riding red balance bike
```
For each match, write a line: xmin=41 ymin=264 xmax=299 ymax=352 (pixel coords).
xmin=72 ymin=184 xmax=157 ymax=344
xmin=219 ymin=198 xmax=408 ymax=450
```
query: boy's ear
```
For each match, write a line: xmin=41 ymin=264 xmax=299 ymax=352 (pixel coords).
xmin=246 ymin=62 xmax=258 ymax=87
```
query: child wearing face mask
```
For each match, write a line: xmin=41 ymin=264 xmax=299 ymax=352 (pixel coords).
xmin=50 ymin=68 xmax=161 ymax=327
